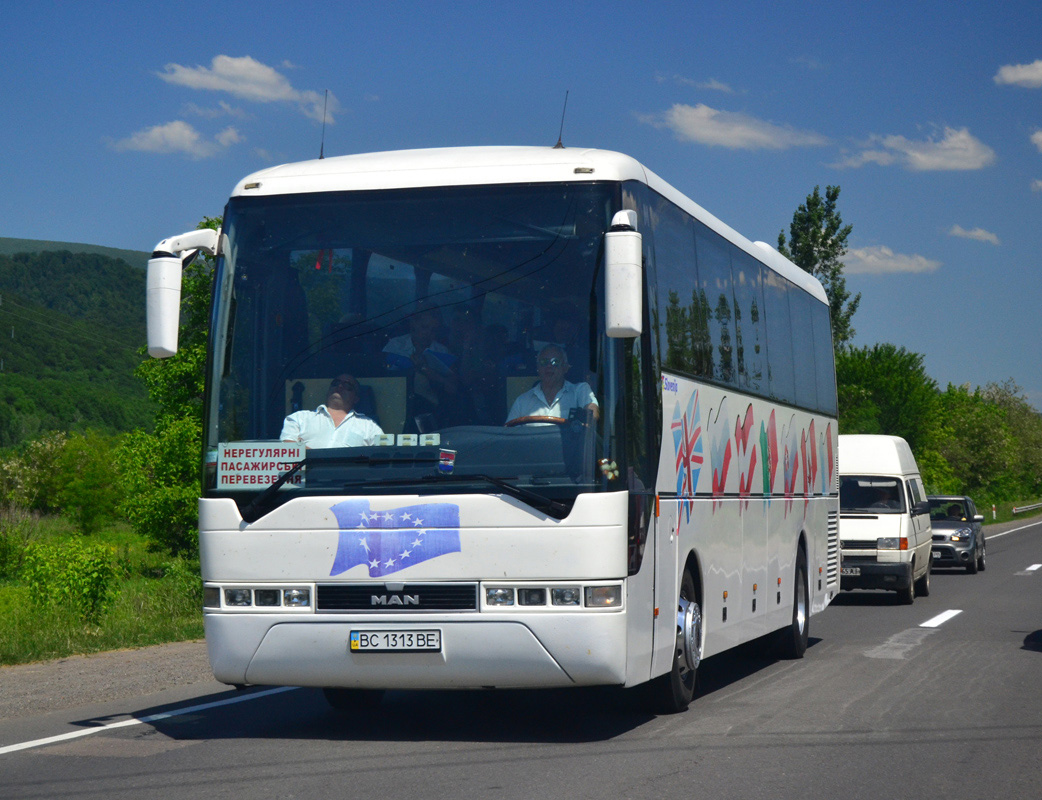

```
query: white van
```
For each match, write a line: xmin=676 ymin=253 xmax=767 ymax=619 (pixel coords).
xmin=838 ymin=435 xmax=932 ymax=603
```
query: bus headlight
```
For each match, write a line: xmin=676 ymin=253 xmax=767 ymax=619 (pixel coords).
xmin=225 ymin=588 xmax=252 ymax=606
xmin=283 ymin=588 xmax=311 ymax=607
xmin=517 ymin=588 xmax=547 ymax=606
xmin=486 ymin=587 xmax=515 ymax=606
xmin=552 ymin=587 xmax=582 ymax=606
xmin=254 ymin=589 xmax=281 ymax=606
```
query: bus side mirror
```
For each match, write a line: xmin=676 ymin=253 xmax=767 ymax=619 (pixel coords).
xmin=604 ymin=210 xmax=642 ymax=338
xmin=147 ymin=254 xmax=183 ymax=358
xmin=146 ymin=228 xmax=219 ymax=358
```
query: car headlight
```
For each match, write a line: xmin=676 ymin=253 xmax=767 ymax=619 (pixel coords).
xmin=950 ymin=528 xmax=973 ymax=542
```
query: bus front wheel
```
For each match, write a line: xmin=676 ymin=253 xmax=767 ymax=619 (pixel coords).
xmin=647 ymin=570 xmax=701 ymax=714
xmin=774 ymin=548 xmax=809 ymax=659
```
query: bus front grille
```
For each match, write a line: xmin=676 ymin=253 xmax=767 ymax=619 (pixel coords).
xmin=316 ymin=583 xmax=478 ymax=612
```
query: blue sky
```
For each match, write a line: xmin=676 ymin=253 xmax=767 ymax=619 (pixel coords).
xmin=2 ymin=1 xmax=1040 ymax=408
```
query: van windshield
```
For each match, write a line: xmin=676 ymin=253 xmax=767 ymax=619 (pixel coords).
xmin=839 ymin=476 xmax=906 ymax=513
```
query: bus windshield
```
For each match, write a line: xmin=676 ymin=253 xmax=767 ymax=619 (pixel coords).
xmin=206 ymin=182 xmax=622 ymax=509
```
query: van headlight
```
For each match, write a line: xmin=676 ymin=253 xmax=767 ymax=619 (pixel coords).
xmin=876 ymin=537 xmax=900 ymax=550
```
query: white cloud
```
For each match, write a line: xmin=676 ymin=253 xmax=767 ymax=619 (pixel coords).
xmin=639 ymin=103 xmax=827 ymax=150
xmin=696 ymin=78 xmax=734 ymax=94
xmin=835 ymin=127 xmax=995 ymax=171
xmin=158 ymin=55 xmax=339 ymax=123
xmin=183 ymin=101 xmax=250 ymax=120
xmin=656 ymin=75 xmax=735 ymax=93
xmin=994 ymin=59 xmax=1042 ymax=88
xmin=949 ymin=225 xmax=1000 ymax=245
xmin=845 ymin=245 xmax=942 ymax=275
xmin=1032 ymin=130 xmax=1042 ymax=152
xmin=1032 ymin=179 xmax=1042 ymax=193
xmin=110 ymin=120 xmax=241 ymax=159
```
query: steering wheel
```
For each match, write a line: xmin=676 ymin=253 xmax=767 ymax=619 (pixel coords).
xmin=504 ymin=415 xmax=567 ymax=427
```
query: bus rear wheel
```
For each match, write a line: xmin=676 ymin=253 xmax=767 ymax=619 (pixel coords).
xmin=647 ymin=570 xmax=701 ymax=714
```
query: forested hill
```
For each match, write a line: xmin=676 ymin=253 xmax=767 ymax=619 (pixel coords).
xmin=0 ymin=249 xmax=155 ymax=448
xmin=0 ymin=237 xmax=150 ymax=270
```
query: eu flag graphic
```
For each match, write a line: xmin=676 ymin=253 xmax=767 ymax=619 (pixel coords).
xmin=329 ymin=500 xmax=461 ymax=577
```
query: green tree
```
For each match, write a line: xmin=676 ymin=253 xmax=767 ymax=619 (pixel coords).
xmin=116 ymin=217 xmax=220 ymax=556
xmin=835 ymin=344 xmax=939 ymax=454
xmin=778 ymin=185 xmax=861 ymax=347
xmin=57 ymin=430 xmax=121 ymax=535
xmin=935 ymin=384 xmax=1013 ymax=501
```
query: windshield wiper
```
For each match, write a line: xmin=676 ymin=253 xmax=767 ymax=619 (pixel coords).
xmin=341 ymin=473 xmax=571 ymax=519
xmin=240 ymin=458 xmax=307 ymax=523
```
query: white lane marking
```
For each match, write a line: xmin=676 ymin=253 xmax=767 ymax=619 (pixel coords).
xmin=986 ymin=521 xmax=1042 ymax=541
xmin=0 ymin=686 xmax=298 ymax=756
xmin=1026 ymin=564 xmax=1042 ymax=572
xmin=920 ymin=609 xmax=963 ymax=628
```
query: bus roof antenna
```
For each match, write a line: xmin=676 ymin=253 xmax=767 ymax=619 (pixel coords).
xmin=553 ymin=90 xmax=569 ymax=149
xmin=319 ymin=89 xmax=329 ymax=159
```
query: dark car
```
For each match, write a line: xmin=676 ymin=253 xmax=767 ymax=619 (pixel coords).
xmin=928 ymin=495 xmax=986 ymax=573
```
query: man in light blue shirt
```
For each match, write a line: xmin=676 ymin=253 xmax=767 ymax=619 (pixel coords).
xmin=506 ymin=346 xmax=598 ymax=426
xmin=281 ymin=374 xmax=384 ymax=447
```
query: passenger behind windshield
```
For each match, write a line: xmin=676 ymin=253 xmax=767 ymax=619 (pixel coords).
xmin=383 ymin=304 xmax=459 ymax=433
xmin=506 ymin=345 xmax=599 ymax=426
xmin=281 ymin=374 xmax=384 ymax=447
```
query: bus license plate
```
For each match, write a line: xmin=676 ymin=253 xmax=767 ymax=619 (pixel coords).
xmin=350 ymin=630 xmax=441 ymax=653
xmin=841 ymin=566 xmax=861 ymax=576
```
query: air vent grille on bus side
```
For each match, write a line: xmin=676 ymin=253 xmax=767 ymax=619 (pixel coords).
xmin=827 ymin=510 xmax=840 ymax=584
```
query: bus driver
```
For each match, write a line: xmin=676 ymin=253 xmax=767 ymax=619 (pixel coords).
xmin=506 ymin=345 xmax=599 ymax=426
xmin=281 ymin=374 xmax=384 ymax=447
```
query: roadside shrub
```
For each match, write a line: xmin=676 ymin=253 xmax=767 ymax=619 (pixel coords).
xmin=22 ymin=539 xmax=117 ymax=623
xmin=0 ymin=432 xmax=68 ymax=512
xmin=0 ymin=506 xmax=39 ymax=579
xmin=157 ymin=557 xmax=203 ymax=616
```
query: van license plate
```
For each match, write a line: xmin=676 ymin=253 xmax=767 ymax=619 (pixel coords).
xmin=350 ymin=630 xmax=441 ymax=652
xmin=841 ymin=567 xmax=861 ymax=576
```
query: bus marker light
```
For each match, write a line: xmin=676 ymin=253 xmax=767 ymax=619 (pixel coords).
xmin=203 ymin=587 xmax=220 ymax=608
xmin=585 ymin=585 xmax=621 ymax=607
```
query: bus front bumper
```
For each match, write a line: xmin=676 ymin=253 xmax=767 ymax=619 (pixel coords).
xmin=204 ymin=613 xmax=628 ymax=690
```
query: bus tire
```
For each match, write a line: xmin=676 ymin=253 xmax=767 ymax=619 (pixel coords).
xmin=775 ymin=548 xmax=809 ymax=659
xmin=647 ymin=569 xmax=700 ymax=714
xmin=323 ymin=687 xmax=384 ymax=713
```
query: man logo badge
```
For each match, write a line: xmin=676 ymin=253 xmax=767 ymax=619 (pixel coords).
xmin=371 ymin=594 xmax=420 ymax=606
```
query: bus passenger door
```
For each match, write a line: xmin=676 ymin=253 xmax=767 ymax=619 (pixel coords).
xmin=650 ymin=500 xmax=680 ymax=681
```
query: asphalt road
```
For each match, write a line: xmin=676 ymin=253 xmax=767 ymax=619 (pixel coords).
xmin=1 ymin=517 xmax=1040 ymax=800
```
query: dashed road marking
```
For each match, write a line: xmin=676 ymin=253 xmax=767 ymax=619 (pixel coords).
xmin=920 ymin=609 xmax=963 ymax=628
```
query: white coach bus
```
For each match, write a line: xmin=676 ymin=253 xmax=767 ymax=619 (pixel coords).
xmin=146 ymin=146 xmax=839 ymax=713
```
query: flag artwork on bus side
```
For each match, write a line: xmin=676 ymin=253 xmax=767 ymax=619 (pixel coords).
xmin=329 ymin=500 xmax=461 ymax=577
xmin=664 ymin=375 xmax=835 ymax=518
